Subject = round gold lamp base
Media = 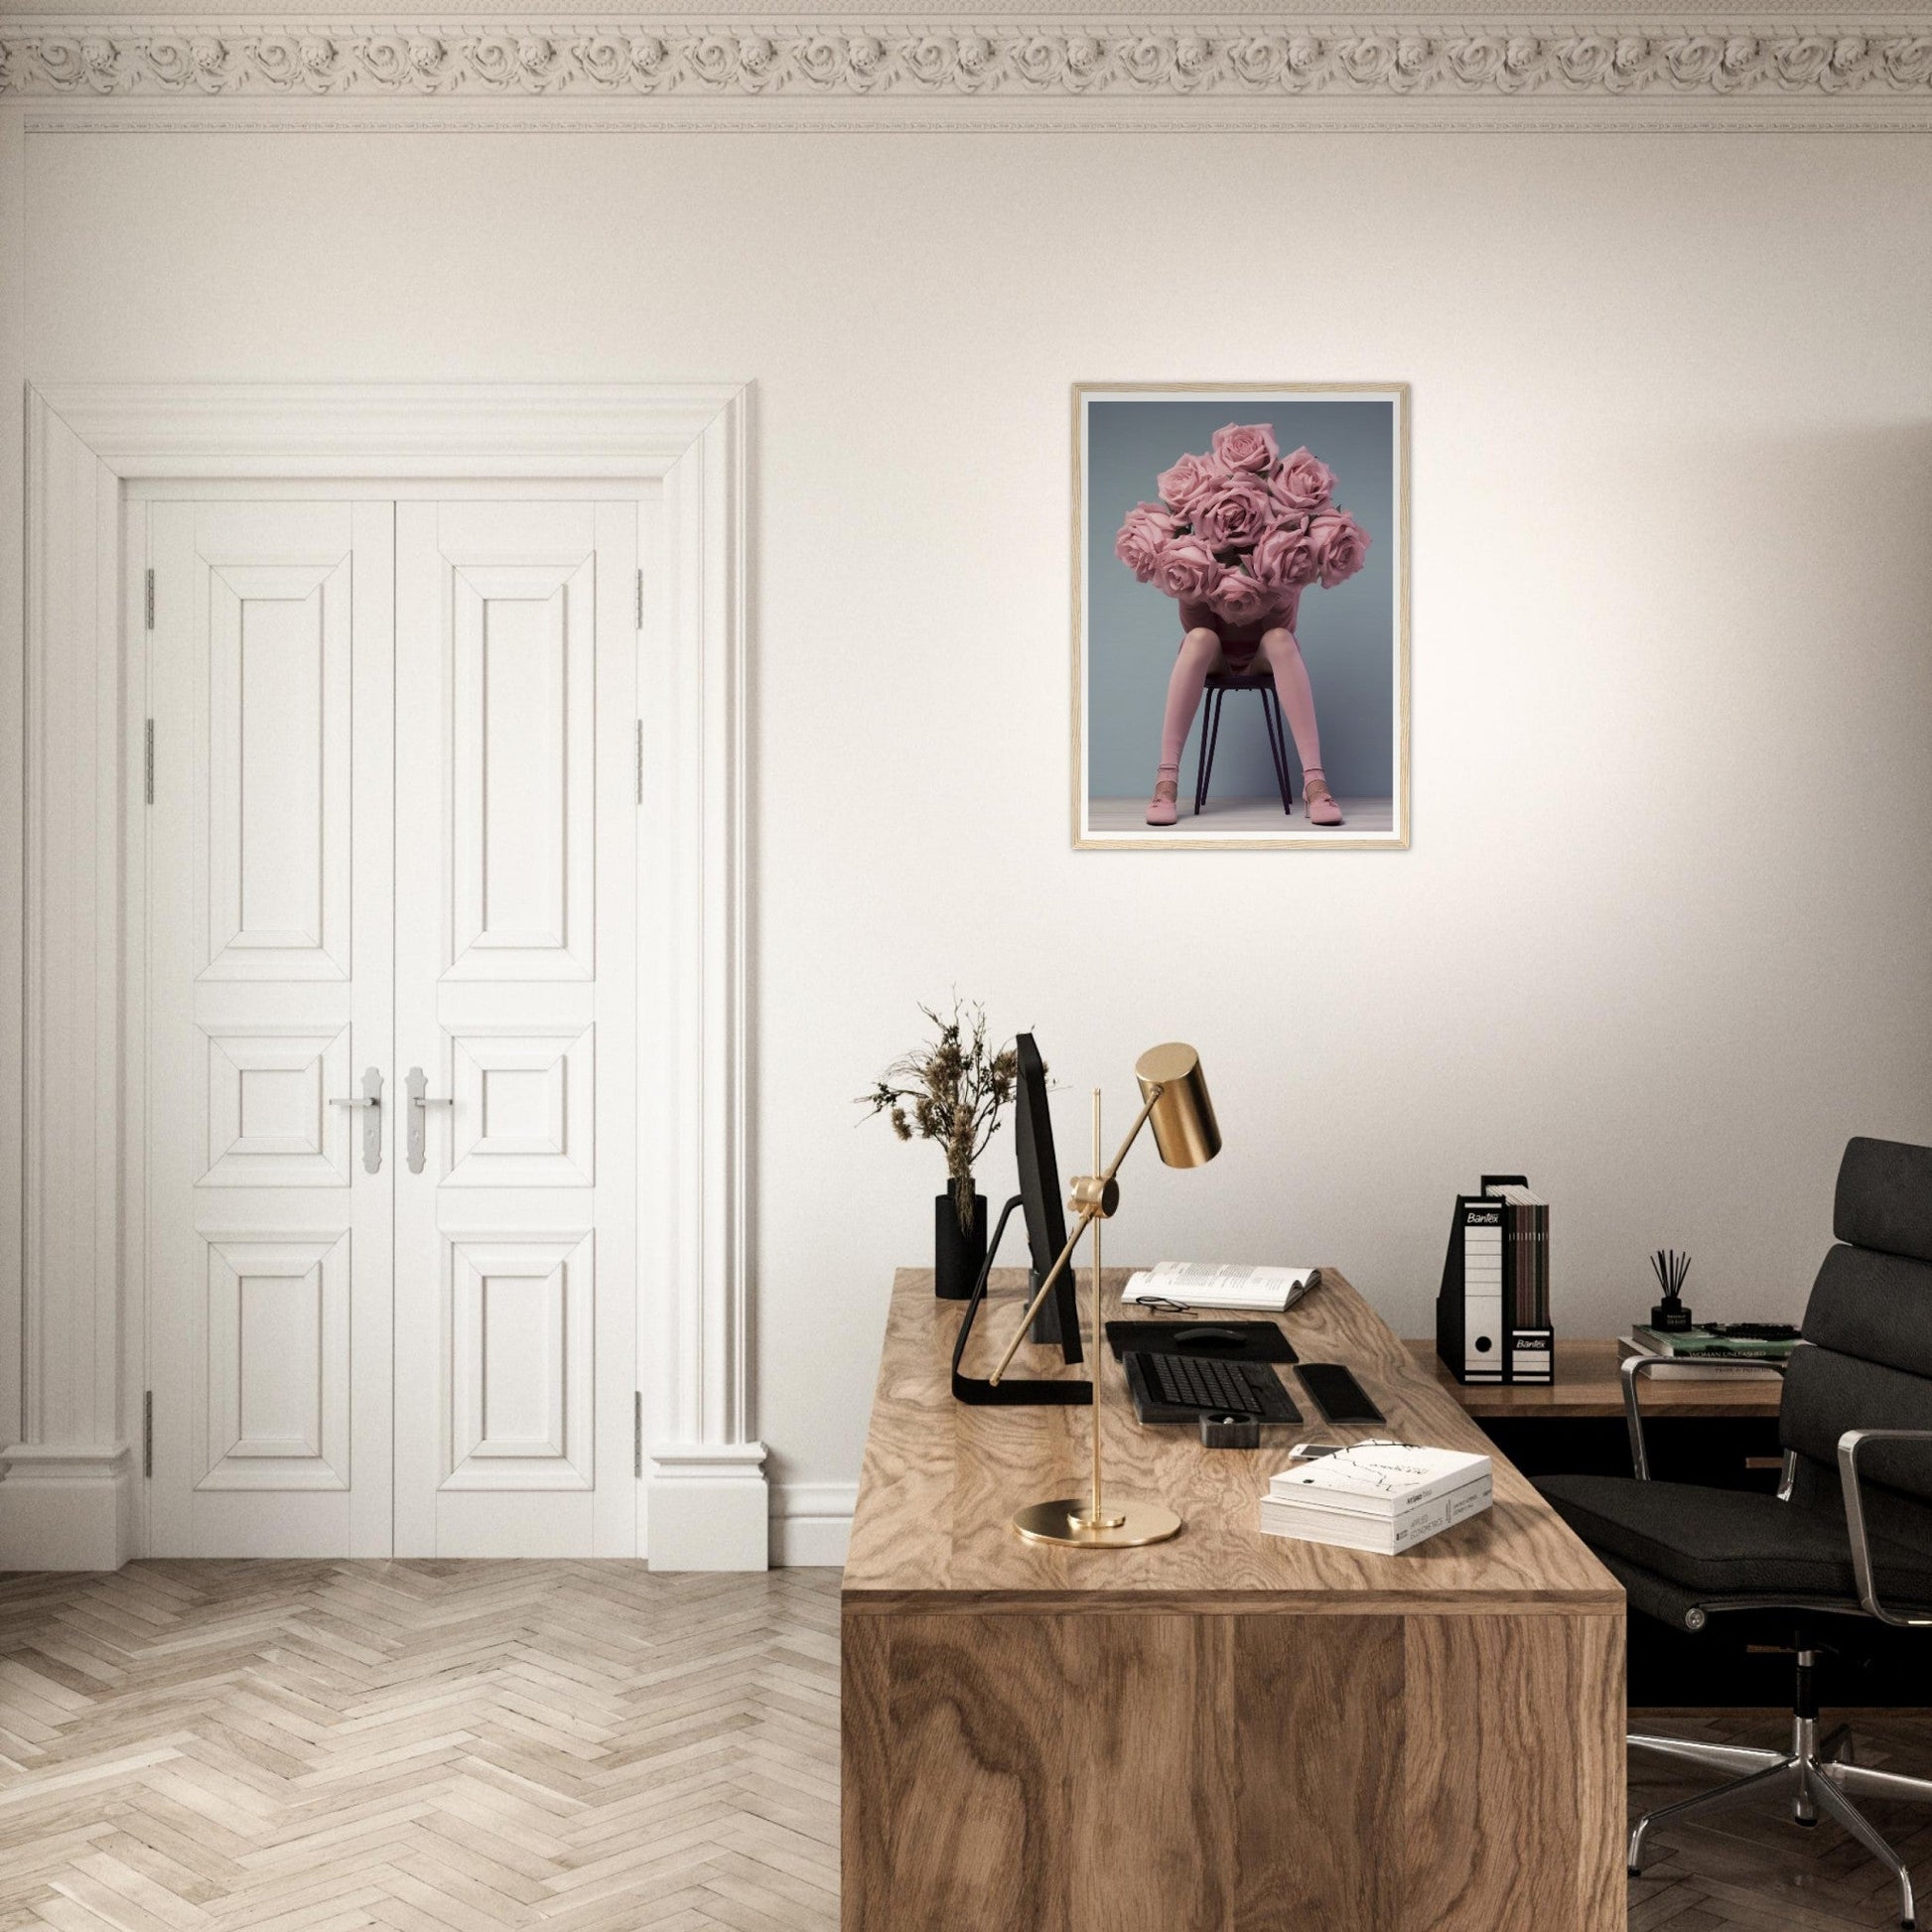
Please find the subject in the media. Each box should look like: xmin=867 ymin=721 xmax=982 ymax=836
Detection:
xmin=1012 ymin=1497 xmax=1183 ymax=1549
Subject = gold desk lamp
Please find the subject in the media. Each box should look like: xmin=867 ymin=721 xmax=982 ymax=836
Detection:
xmin=987 ymin=1041 xmax=1221 ymax=1549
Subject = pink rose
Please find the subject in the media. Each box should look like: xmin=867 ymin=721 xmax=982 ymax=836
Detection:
xmin=1153 ymin=534 xmax=1224 ymax=607
xmin=1156 ymin=450 xmax=1227 ymax=518
xmin=1308 ymin=509 xmax=1371 ymax=588
xmin=1210 ymin=422 xmax=1280 ymax=475
xmin=1209 ymin=569 xmax=1272 ymax=628
xmin=1248 ymin=518 xmax=1319 ymax=592
xmin=1272 ymin=446 xmax=1337 ymax=515
xmin=1192 ymin=476 xmax=1276 ymax=555
xmin=1114 ymin=501 xmax=1178 ymax=584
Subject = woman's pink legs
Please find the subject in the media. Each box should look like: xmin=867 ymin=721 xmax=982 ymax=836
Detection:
xmin=1258 ymin=626 xmax=1321 ymax=771
xmin=1146 ymin=625 xmax=1221 ymax=824
xmin=1147 ymin=621 xmax=1342 ymax=826
xmin=1160 ymin=626 xmax=1223 ymax=771
xmin=1260 ymin=626 xmax=1342 ymax=826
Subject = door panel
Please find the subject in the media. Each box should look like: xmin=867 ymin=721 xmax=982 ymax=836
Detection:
xmin=147 ymin=501 xmax=394 ymax=1557
xmin=393 ymin=500 xmax=637 ymax=1557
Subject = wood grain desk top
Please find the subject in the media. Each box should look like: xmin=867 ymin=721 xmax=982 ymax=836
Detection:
xmin=1406 ymin=1336 xmax=1784 ymax=1420
xmin=843 ymin=1267 xmax=1621 ymax=1616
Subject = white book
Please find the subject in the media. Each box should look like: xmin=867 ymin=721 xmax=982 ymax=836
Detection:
xmin=1260 ymin=1473 xmax=1493 ymax=1555
xmin=1121 ymin=1262 xmax=1316 ymax=1313
xmin=1267 ymin=1442 xmax=1491 ymax=1517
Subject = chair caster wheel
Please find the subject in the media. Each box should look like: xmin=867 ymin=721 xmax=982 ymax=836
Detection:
xmin=1796 ymin=1816 xmax=1818 ymax=1828
xmin=1627 ymin=1868 xmax=1640 ymax=1878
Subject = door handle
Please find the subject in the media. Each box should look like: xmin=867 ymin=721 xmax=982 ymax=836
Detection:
xmin=405 ymin=1066 xmax=454 ymax=1175
xmin=329 ymin=1066 xmax=385 ymax=1174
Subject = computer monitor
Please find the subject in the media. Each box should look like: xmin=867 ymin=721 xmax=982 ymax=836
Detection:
xmin=948 ymin=1033 xmax=1090 ymax=1405
xmin=1013 ymin=1034 xmax=1083 ymax=1364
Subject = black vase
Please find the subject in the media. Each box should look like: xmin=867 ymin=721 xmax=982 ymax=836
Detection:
xmin=934 ymin=1187 xmax=988 ymax=1301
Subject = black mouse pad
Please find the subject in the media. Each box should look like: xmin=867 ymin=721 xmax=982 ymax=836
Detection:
xmin=1105 ymin=1319 xmax=1297 ymax=1364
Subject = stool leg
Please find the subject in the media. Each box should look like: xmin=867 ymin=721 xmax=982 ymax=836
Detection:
xmin=1196 ymin=689 xmax=1223 ymax=817
xmin=1191 ymin=690 xmax=1210 ymax=817
xmin=1260 ymin=687 xmax=1293 ymax=815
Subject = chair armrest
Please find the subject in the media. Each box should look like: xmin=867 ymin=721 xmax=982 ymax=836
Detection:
xmin=1838 ymin=1428 xmax=1932 ymax=1627
xmin=1620 ymin=1351 xmax=1787 ymax=1481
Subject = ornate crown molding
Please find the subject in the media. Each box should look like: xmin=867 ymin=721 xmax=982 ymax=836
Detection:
xmin=3 ymin=18 xmax=1931 ymax=104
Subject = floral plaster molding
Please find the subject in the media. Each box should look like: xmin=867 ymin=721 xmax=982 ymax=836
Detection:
xmin=4 ymin=18 xmax=1932 ymax=106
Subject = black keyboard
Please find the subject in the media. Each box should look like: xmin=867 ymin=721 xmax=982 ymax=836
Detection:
xmin=1124 ymin=1350 xmax=1302 ymax=1425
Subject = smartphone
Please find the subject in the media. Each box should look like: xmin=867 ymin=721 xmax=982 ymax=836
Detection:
xmin=1297 ymin=1363 xmax=1386 ymax=1426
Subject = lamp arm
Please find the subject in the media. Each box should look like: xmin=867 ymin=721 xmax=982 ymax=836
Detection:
xmin=1097 ymin=1086 xmax=1164 ymax=1188
xmin=986 ymin=1085 xmax=1166 ymax=1387
xmin=985 ymin=1205 xmax=1098 ymax=1388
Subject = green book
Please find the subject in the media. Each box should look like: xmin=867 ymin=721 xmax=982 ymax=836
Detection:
xmin=1632 ymin=1325 xmax=1799 ymax=1361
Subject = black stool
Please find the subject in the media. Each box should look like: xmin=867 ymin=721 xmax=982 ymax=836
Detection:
xmin=1193 ymin=672 xmax=1295 ymax=818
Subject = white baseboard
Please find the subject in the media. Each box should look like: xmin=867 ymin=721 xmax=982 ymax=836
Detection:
xmin=770 ymin=1481 xmax=855 ymax=1568
xmin=645 ymin=1442 xmax=769 ymax=1571
xmin=0 ymin=1443 xmax=135 ymax=1571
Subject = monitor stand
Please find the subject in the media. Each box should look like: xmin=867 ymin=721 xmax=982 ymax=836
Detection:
xmin=950 ymin=1195 xmax=1091 ymax=1407
xmin=1030 ymin=1268 xmax=1075 ymax=1348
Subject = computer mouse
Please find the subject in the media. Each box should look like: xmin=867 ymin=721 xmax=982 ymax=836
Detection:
xmin=1173 ymin=1325 xmax=1247 ymax=1350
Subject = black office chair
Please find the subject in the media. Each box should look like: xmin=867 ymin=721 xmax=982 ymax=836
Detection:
xmin=1538 ymin=1136 xmax=1932 ymax=1929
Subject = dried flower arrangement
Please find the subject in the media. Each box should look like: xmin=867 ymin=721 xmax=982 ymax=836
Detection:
xmin=861 ymin=999 xmax=1021 ymax=1234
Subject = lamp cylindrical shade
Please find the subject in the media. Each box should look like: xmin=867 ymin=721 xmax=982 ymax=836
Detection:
xmin=1134 ymin=1042 xmax=1221 ymax=1169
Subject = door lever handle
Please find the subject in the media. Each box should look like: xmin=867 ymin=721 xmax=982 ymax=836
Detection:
xmin=329 ymin=1066 xmax=384 ymax=1174
xmin=405 ymin=1066 xmax=454 ymax=1175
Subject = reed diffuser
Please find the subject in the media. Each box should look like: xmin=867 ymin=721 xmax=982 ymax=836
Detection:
xmin=1650 ymin=1248 xmax=1694 ymax=1332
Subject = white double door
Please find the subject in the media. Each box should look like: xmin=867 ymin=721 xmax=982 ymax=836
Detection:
xmin=145 ymin=495 xmax=639 ymax=1557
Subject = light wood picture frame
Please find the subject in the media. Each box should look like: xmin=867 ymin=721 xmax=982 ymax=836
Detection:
xmin=1073 ymin=382 xmax=1411 ymax=851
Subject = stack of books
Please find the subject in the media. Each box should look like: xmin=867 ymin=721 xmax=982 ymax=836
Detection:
xmin=1617 ymin=1322 xmax=1798 ymax=1382
xmin=1258 ymin=1443 xmax=1493 ymax=1555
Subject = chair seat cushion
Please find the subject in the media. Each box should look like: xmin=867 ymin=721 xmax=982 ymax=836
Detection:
xmin=1536 ymin=1473 xmax=1932 ymax=1602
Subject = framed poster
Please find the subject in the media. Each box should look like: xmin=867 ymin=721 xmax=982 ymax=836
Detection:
xmin=1073 ymin=383 xmax=1409 ymax=850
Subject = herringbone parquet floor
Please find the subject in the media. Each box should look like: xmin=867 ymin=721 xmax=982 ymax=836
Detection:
xmin=3 ymin=1562 xmax=1932 ymax=1930
xmin=0 ymin=1563 xmax=841 ymax=1932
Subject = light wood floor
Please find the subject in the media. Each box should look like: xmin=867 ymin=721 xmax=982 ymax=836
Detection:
xmin=0 ymin=1563 xmax=840 ymax=1932
xmin=2 ymin=1562 xmax=1929 ymax=1930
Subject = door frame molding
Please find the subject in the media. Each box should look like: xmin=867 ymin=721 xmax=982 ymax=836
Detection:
xmin=6 ymin=382 xmax=762 ymax=1570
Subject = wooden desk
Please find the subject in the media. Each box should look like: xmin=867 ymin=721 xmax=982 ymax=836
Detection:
xmin=843 ymin=1269 xmax=1624 ymax=1932
xmin=1407 ymin=1336 xmax=1783 ymax=1420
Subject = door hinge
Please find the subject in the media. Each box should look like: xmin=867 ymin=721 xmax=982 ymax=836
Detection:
xmin=144 ymin=568 xmax=155 ymax=631
xmin=143 ymin=1391 xmax=153 ymax=1478
xmin=633 ymin=1393 xmax=643 ymax=1479
xmin=635 ymin=567 xmax=644 ymax=632
xmin=144 ymin=720 xmax=155 ymax=805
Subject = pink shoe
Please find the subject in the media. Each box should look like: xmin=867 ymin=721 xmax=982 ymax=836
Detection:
xmin=1303 ymin=770 xmax=1344 ymax=828
xmin=1146 ymin=771 xmax=1179 ymax=827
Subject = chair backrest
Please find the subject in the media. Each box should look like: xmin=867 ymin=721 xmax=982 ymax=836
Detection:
xmin=1780 ymin=1138 xmax=1932 ymax=1539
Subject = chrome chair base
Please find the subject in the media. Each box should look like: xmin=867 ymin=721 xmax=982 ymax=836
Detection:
xmin=1630 ymin=1714 xmax=1932 ymax=1928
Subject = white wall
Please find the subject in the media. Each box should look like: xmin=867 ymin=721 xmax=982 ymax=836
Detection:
xmin=22 ymin=126 xmax=1932 ymax=1542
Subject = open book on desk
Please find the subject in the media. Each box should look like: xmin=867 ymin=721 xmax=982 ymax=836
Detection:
xmin=1122 ymin=1262 xmax=1318 ymax=1313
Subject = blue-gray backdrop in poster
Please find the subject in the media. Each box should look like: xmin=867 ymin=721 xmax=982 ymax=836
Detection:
xmin=1084 ymin=395 xmax=1397 ymax=803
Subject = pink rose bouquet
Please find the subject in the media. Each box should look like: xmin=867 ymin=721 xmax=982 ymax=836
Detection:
xmin=1114 ymin=423 xmax=1370 ymax=631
